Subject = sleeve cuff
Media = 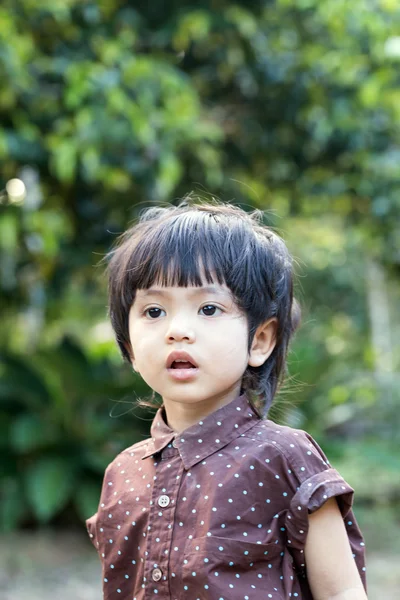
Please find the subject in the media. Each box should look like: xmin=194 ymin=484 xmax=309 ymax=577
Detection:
xmin=285 ymin=467 xmax=354 ymax=549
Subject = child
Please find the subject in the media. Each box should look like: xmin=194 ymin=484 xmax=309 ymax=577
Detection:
xmin=86 ymin=198 xmax=368 ymax=600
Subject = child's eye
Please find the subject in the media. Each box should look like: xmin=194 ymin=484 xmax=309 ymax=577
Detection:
xmin=200 ymin=304 xmax=223 ymax=317
xmin=143 ymin=307 xmax=165 ymax=319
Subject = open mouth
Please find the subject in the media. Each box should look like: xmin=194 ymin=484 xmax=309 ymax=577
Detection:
xmin=170 ymin=361 xmax=196 ymax=369
xmin=167 ymin=361 xmax=199 ymax=380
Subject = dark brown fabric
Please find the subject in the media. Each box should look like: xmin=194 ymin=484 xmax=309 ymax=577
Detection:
xmin=86 ymin=392 xmax=367 ymax=599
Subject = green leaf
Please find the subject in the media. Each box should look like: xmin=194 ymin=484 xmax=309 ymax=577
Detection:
xmin=0 ymin=214 xmax=18 ymax=251
xmin=49 ymin=138 xmax=78 ymax=183
xmin=0 ymin=354 xmax=52 ymax=408
xmin=24 ymin=457 xmax=77 ymax=523
xmin=10 ymin=414 xmax=57 ymax=452
xmin=155 ymin=152 xmax=183 ymax=200
xmin=74 ymin=480 xmax=101 ymax=521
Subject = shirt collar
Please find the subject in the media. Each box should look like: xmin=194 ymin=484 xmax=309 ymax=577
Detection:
xmin=141 ymin=391 xmax=260 ymax=469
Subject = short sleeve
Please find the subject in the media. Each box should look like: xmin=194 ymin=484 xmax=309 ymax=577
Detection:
xmin=283 ymin=430 xmax=354 ymax=525
xmin=276 ymin=429 xmax=367 ymax=589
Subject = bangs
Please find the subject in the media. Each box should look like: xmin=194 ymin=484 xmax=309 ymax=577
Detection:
xmin=120 ymin=211 xmax=250 ymax=306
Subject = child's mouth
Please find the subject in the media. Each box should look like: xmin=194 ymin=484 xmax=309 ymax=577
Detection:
xmin=167 ymin=362 xmax=199 ymax=380
xmin=170 ymin=361 xmax=195 ymax=369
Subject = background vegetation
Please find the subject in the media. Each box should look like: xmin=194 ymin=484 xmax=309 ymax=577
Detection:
xmin=0 ymin=0 xmax=399 ymax=572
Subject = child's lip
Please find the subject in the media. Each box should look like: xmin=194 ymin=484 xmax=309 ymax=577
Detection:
xmin=166 ymin=367 xmax=199 ymax=381
xmin=166 ymin=350 xmax=198 ymax=368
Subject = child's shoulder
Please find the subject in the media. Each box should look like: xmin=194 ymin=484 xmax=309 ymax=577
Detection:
xmin=243 ymin=418 xmax=330 ymax=467
xmin=247 ymin=417 xmax=314 ymax=445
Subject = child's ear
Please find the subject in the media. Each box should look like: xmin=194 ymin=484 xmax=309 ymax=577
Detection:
xmin=248 ymin=317 xmax=278 ymax=368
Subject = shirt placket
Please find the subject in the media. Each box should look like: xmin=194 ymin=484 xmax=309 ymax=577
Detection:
xmin=144 ymin=445 xmax=183 ymax=598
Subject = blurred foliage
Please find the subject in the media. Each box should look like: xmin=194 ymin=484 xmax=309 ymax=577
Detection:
xmin=0 ymin=0 xmax=399 ymax=532
xmin=0 ymin=335 xmax=155 ymax=530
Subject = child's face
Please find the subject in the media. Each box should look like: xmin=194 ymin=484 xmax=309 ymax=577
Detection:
xmin=127 ymin=277 xmax=250 ymax=410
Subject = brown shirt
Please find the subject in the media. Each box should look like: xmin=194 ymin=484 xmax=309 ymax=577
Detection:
xmin=86 ymin=392 xmax=367 ymax=599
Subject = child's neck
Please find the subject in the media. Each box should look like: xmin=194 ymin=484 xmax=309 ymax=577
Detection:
xmin=163 ymin=388 xmax=241 ymax=434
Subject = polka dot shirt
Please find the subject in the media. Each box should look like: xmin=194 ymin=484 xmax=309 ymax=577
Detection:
xmin=86 ymin=392 xmax=367 ymax=599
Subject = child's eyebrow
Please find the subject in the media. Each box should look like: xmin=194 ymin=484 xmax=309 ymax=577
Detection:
xmin=138 ymin=286 xmax=229 ymax=299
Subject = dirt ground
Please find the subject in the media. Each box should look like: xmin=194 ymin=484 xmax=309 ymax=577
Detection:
xmin=0 ymin=529 xmax=398 ymax=600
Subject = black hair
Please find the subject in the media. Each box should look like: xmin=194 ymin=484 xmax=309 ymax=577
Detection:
xmin=105 ymin=195 xmax=301 ymax=417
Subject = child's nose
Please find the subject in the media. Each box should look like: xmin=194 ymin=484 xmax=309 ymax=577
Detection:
xmin=165 ymin=317 xmax=196 ymax=342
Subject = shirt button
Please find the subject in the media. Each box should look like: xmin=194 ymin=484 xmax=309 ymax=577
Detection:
xmin=158 ymin=494 xmax=170 ymax=507
xmin=172 ymin=439 xmax=178 ymax=448
xmin=152 ymin=567 xmax=163 ymax=582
